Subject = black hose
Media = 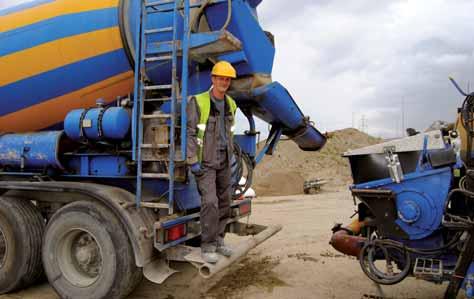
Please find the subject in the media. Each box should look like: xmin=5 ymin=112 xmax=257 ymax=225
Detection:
xmin=359 ymin=241 xmax=411 ymax=285
xmin=232 ymin=142 xmax=254 ymax=200
xmin=358 ymin=231 xmax=462 ymax=285
xmin=444 ymin=188 xmax=474 ymax=226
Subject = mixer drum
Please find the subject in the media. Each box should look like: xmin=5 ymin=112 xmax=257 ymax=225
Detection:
xmin=0 ymin=0 xmax=176 ymax=133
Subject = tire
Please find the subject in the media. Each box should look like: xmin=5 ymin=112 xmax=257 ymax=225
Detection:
xmin=0 ymin=196 xmax=45 ymax=293
xmin=42 ymin=201 xmax=142 ymax=299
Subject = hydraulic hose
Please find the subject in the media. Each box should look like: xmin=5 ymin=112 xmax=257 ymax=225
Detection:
xmin=232 ymin=142 xmax=254 ymax=199
xmin=359 ymin=241 xmax=411 ymax=285
xmin=444 ymin=188 xmax=474 ymax=227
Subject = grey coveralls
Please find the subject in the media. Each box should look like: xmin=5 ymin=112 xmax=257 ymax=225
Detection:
xmin=186 ymin=91 xmax=235 ymax=251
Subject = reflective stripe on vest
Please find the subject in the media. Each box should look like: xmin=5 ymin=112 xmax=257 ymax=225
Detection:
xmin=195 ymin=91 xmax=237 ymax=162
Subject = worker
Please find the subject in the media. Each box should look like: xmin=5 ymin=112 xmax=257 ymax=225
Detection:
xmin=186 ymin=61 xmax=238 ymax=264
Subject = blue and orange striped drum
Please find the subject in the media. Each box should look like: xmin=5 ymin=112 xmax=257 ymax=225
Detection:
xmin=0 ymin=0 xmax=174 ymax=133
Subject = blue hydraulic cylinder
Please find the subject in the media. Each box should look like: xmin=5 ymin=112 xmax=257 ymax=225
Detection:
xmin=64 ymin=107 xmax=130 ymax=142
xmin=0 ymin=131 xmax=66 ymax=170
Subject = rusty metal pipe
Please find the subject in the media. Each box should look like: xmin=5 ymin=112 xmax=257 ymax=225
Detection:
xmin=330 ymin=219 xmax=367 ymax=257
xmin=330 ymin=230 xmax=367 ymax=257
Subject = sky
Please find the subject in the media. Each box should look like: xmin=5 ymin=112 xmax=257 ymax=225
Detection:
xmin=257 ymin=0 xmax=474 ymax=138
xmin=1 ymin=0 xmax=474 ymax=138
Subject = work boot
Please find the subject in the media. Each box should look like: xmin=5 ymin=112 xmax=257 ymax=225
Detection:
xmin=201 ymin=251 xmax=219 ymax=264
xmin=216 ymin=237 xmax=233 ymax=257
xmin=201 ymin=244 xmax=219 ymax=264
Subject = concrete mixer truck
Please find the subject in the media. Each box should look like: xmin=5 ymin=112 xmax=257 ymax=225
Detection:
xmin=0 ymin=0 xmax=326 ymax=298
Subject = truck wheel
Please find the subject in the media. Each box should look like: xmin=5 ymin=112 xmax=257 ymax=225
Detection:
xmin=42 ymin=201 xmax=142 ymax=299
xmin=0 ymin=196 xmax=45 ymax=293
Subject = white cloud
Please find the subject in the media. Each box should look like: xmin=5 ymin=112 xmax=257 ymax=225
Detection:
xmin=0 ymin=0 xmax=34 ymax=10
xmin=257 ymin=0 xmax=474 ymax=137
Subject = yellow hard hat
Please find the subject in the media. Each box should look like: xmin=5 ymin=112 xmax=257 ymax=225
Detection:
xmin=211 ymin=61 xmax=237 ymax=78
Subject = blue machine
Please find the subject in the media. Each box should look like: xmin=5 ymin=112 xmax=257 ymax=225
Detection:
xmin=330 ymin=98 xmax=474 ymax=299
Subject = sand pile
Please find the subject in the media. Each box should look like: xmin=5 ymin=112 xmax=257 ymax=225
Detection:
xmin=252 ymin=128 xmax=381 ymax=196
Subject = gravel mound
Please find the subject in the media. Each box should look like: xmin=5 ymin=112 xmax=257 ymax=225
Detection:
xmin=253 ymin=128 xmax=381 ymax=196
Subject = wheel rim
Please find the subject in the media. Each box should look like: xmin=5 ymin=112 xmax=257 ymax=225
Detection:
xmin=57 ymin=229 xmax=103 ymax=287
xmin=0 ymin=228 xmax=6 ymax=269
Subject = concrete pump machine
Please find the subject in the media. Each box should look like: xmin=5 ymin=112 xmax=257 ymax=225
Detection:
xmin=331 ymin=78 xmax=474 ymax=299
xmin=0 ymin=1 xmax=327 ymax=298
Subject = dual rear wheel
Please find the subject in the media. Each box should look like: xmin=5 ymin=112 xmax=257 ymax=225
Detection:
xmin=0 ymin=198 xmax=142 ymax=299
xmin=0 ymin=197 xmax=44 ymax=293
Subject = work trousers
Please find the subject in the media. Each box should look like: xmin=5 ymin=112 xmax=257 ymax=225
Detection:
xmin=196 ymin=151 xmax=232 ymax=251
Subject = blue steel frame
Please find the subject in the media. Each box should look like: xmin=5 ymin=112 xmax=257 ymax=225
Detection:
xmin=134 ymin=1 xmax=148 ymax=208
xmin=132 ymin=0 xmax=191 ymax=211
xmin=181 ymin=0 xmax=190 ymax=162
xmin=255 ymin=127 xmax=282 ymax=164
xmin=131 ymin=2 xmax=144 ymax=161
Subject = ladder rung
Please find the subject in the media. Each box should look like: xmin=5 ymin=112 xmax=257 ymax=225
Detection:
xmin=142 ymin=173 xmax=170 ymax=179
xmin=144 ymin=97 xmax=176 ymax=102
xmin=141 ymin=113 xmax=172 ymax=119
xmin=144 ymin=85 xmax=173 ymax=90
xmin=145 ymin=55 xmax=172 ymax=62
xmin=147 ymin=7 xmax=174 ymax=13
xmin=145 ymin=27 xmax=174 ymax=35
xmin=141 ymin=143 xmax=170 ymax=149
xmin=140 ymin=202 xmax=170 ymax=209
xmin=146 ymin=0 xmax=174 ymax=8
xmin=147 ymin=1 xmax=207 ymax=14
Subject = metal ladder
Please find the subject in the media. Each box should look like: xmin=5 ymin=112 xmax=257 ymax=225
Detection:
xmin=133 ymin=0 xmax=191 ymax=214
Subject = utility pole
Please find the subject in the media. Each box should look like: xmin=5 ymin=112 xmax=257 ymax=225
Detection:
xmin=359 ymin=115 xmax=367 ymax=134
xmin=401 ymin=98 xmax=405 ymax=137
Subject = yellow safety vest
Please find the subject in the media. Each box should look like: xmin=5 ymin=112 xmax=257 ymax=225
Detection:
xmin=195 ymin=91 xmax=237 ymax=162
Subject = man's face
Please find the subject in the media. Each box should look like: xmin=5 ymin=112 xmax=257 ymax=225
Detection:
xmin=211 ymin=75 xmax=232 ymax=95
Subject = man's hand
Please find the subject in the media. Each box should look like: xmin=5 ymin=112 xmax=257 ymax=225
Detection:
xmin=191 ymin=163 xmax=204 ymax=176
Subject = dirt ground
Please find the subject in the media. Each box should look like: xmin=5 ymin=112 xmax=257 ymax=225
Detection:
xmin=0 ymin=190 xmax=464 ymax=299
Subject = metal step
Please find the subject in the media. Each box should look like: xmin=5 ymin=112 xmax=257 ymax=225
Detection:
xmin=141 ymin=113 xmax=172 ymax=119
xmin=189 ymin=31 xmax=242 ymax=62
xmin=413 ymin=258 xmax=443 ymax=281
xmin=141 ymin=173 xmax=170 ymax=179
xmin=146 ymin=30 xmax=242 ymax=59
xmin=141 ymin=143 xmax=170 ymax=149
xmin=143 ymin=84 xmax=173 ymax=91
